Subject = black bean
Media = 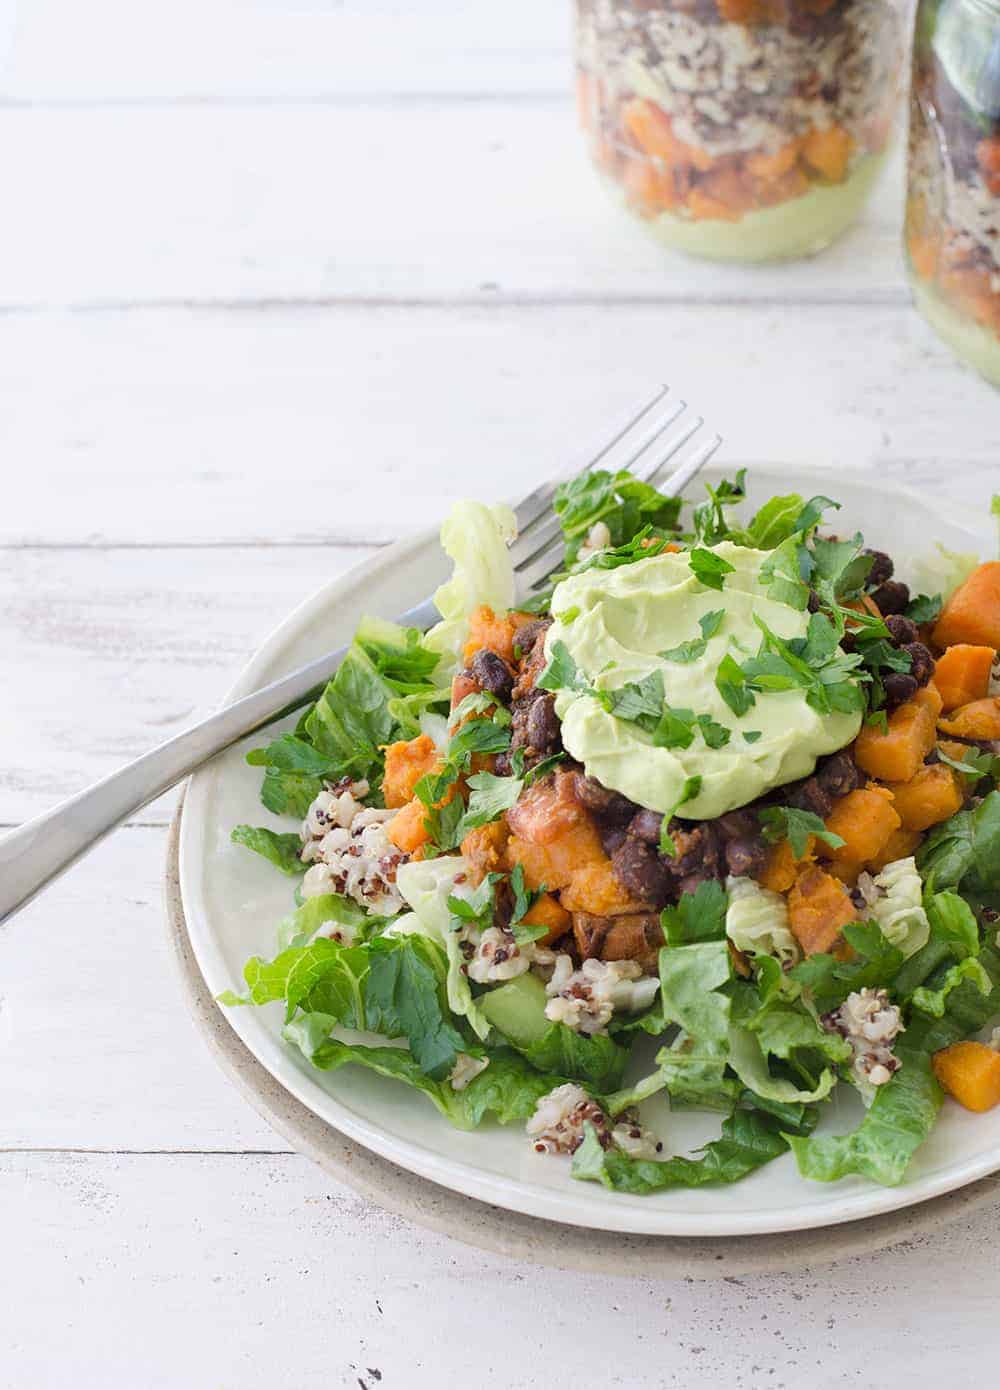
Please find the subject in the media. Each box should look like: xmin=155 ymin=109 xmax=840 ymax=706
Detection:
xmin=672 ymin=823 xmax=721 ymax=880
xmin=904 ymin=641 xmax=935 ymax=688
xmin=600 ymin=824 xmax=628 ymax=857
xmin=883 ymin=671 xmax=919 ymax=708
xmin=572 ymin=772 xmax=636 ymax=823
xmin=785 ymin=776 xmax=833 ymax=819
xmin=629 ymin=808 xmax=664 ymax=845
xmin=872 ymin=579 xmax=910 ymax=615
xmin=716 ymin=810 xmax=757 ymax=841
xmin=865 ymin=549 xmax=894 ymax=588
xmin=815 ymin=750 xmax=863 ymax=799
xmin=526 ymin=692 xmax=562 ymax=755
xmin=470 ymin=648 xmax=513 ymax=703
xmin=885 ymin=614 xmax=919 ymax=646
xmin=725 ymin=836 xmax=767 ymax=878
xmin=611 ymin=835 xmax=672 ymax=906
xmin=806 ymin=590 xmax=821 ymax=614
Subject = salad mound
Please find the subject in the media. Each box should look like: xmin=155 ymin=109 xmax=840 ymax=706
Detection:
xmin=225 ymin=471 xmax=1000 ymax=1195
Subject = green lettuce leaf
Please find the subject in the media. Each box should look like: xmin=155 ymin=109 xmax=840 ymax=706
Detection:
xmin=282 ymin=1031 xmax=555 ymax=1130
xmin=245 ymin=733 xmax=338 ymax=818
xmin=395 ymin=856 xmax=491 ymax=1041
xmin=274 ymin=893 xmax=373 ymax=952
xmin=790 ymin=921 xmax=904 ymax=1013
xmin=423 ymin=500 xmax=517 ymax=676
xmin=571 ymin=1109 xmax=791 ymax=1194
xmin=230 ymin=824 xmax=304 ymax=875
xmin=521 ymin=1025 xmax=628 ymax=1092
xmin=364 ymin=936 xmax=467 ymax=1078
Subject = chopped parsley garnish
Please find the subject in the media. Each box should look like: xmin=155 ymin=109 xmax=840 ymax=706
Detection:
xmin=537 ymin=639 xmax=590 ymax=694
xmin=659 ymin=776 xmax=702 ymax=857
xmin=757 ymin=805 xmax=845 ymax=860
xmin=651 ymin=705 xmax=697 ymax=750
xmin=660 ymin=879 xmax=728 ymax=946
xmin=743 ymin=729 xmax=763 ymax=744
xmin=688 ymin=547 xmax=736 ymax=591
xmin=691 ymin=471 xmax=747 ymax=545
xmin=696 ymin=713 xmax=731 ymax=749
xmin=905 ymin=592 xmax=943 ymax=624
xmin=699 ymin=609 xmax=725 ymax=640
xmin=715 ymin=652 xmax=756 ymax=716
xmin=660 ymin=637 xmax=707 ymax=664
xmin=601 ymin=670 xmax=665 ymax=723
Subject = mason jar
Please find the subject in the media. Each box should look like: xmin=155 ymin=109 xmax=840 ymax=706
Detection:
xmin=575 ymin=0 xmax=906 ymax=262
xmin=906 ymin=0 xmax=1000 ymax=385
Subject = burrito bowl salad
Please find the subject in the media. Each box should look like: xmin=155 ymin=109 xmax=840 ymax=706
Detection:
xmin=226 ymin=473 xmax=1000 ymax=1195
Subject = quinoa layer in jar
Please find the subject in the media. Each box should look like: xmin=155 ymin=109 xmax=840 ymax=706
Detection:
xmin=575 ymin=0 xmax=905 ymax=261
xmin=906 ymin=0 xmax=1000 ymax=386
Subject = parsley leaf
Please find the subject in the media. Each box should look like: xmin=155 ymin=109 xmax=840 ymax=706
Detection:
xmin=537 ymin=639 xmax=590 ymax=694
xmin=743 ymin=730 xmax=763 ymax=744
xmin=696 ymin=713 xmax=731 ymax=749
xmin=660 ymin=880 xmax=728 ymax=946
xmin=553 ymin=469 xmax=683 ymax=566
xmin=457 ymin=771 xmax=525 ymax=834
xmin=688 ymin=547 xmax=736 ymax=591
xmin=715 ymin=652 xmax=756 ymax=716
xmin=699 ymin=609 xmax=725 ymax=639
xmin=651 ymin=705 xmax=697 ymax=749
xmin=757 ymin=805 xmax=845 ymax=860
xmin=905 ymin=592 xmax=943 ymax=624
xmin=691 ymin=471 xmax=747 ymax=545
xmin=659 ymin=776 xmax=702 ymax=856
xmin=600 ymin=670 xmax=665 ymax=723
xmin=660 ymin=637 xmax=707 ymax=664
xmin=790 ymin=921 xmax=904 ymax=1013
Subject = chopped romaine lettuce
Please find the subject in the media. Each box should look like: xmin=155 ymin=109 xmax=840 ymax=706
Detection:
xmin=423 ymin=501 xmax=517 ymax=675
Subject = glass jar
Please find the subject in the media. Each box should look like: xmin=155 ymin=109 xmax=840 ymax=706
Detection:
xmin=574 ymin=0 xmax=905 ymax=261
xmin=906 ymin=0 xmax=1000 ymax=385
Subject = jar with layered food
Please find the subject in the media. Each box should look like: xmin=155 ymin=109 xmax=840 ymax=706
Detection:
xmin=906 ymin=0 xmax=1000 ymax=385
xmin=575 ymin=0 xmax=905 ymax=260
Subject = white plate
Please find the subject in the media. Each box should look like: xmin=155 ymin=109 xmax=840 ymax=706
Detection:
xmin=180 ymin=465 xmax=1000 ymax=1237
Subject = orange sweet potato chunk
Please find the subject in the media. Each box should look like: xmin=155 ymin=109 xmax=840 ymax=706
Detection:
xmin=460 ymin=820 xmax=510 ymax=886
xmin=462 ymin=605 xmax=533 ymax=666
xmin=937 ymin=697 xmax=1000 ymax=742
xmin=869 ymin=825 xmax=923 ymax=872
xmin=801 ymin=125 xmax=853 ymax=182
xmin=758 ymin=836 xmax=815 ymax=893
xmin=886 ymin=764 xmax=964 ymax=832
xmin=385 ymin=798 xmax=431 ymax=854
xmin=820 ymin=786 xmax=901 ymax=866
xmin=934 ymin=645 xmax=996 ymax=712
xmin=854 ymin=689 xmax=939 ymax=783
xmin=933 ymin=1042 xmax=1000 ymax=1112
xmin=518 ymin=892 xmax=571 ymax=947
xmin=382 ymin=734 xmax=441 ymax=809
xmin=559 ymin=861 xmax=646 ymax=916
xmin=506 ymin=820 xmax=607 ymax=892
xmin=505 ymin=775 xmax=587 ymax=846
xmin=746 ymin=139 xmax=801 ymax=180
xmin=932 ymin=563 xmax=1000 ymax=651
xmin=787 ymin=866 xmax=858 ymax=956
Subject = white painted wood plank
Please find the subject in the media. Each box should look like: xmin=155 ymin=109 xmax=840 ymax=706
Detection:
xmin=3 ymin=1148 xmax=1000 ymax=1389
xmin=3 ymin=0 xmax=570 ymax=102
xmin=0 ymin=104 xmax=906 ymax=309
xmin=3 ymin=302 xmax=996 ymax=550
xmin=0 ymin=546 xmax=366 ymax=823
xmin=0 ymin=827 xmax=286 ymax=1151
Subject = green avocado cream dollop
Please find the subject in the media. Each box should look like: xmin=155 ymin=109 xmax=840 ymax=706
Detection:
xmin=545 ymin=542 xmax=862 ymax=821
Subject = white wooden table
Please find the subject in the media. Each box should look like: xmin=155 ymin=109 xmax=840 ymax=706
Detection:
xmin=3 ymin=3 xmax=1000 ymax=1384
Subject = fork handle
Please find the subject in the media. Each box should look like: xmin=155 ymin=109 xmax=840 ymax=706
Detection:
xmin=0 ymin=599 xmax=439 ymax=926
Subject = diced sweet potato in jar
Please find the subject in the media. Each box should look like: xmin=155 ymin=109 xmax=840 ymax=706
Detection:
xmin=885 ymin=764 xmax=964 ymax=832
xmin=623 ymin=159 xmax=676 ymax=216
xmin=933 ymin=1041 xmax=1000 ymax=1112
xmin=745 ymin=139 xmax=801 ymax=180
xmin=932 ymin=563 xmax=1000 ymax=651
xmin=382 ymin=734 xmax=441 ymax=809
xmin=853 ymin=688 xmax=940 ymax=783
xmin=801 ymin=125 xmax=853 ymax=182
xmin=787 ymin=866 xmax=858 ymax=956
xmin=819 ymin=786 xmax=901 ymax=866
xmin=937 ymin=697 xmax=1000 ymax=742
xmin=933 ymin=645 xmax=996 ymax=712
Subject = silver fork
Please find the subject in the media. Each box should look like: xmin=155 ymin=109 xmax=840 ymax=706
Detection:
xmin=0 ymin=388 xmax=720 ymax=924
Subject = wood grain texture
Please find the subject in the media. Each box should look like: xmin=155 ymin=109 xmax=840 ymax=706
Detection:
xmin=0 ymin=104 xmax=907 ymax=310
xmin=0 ymin=546 xmax=369 ymax=821
xmin=4 ymin=303 xmax=998 ymax=550
xmin=3 ymin=1147 xmax=1000 ymax=1389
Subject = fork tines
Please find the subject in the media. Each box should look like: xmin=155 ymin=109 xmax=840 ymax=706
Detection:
xmin=511 ymin=386 xmax=722 ymax=594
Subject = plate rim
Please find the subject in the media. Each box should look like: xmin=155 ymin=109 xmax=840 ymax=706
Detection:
xmin=178 ymin=466 xmax=1000 ymax=1237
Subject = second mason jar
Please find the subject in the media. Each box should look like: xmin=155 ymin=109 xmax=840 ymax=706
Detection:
xmin=906 ymin=0 xmax=1000 ymax=385
xmin=575 ymin=0 xmax=906 ymax=261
